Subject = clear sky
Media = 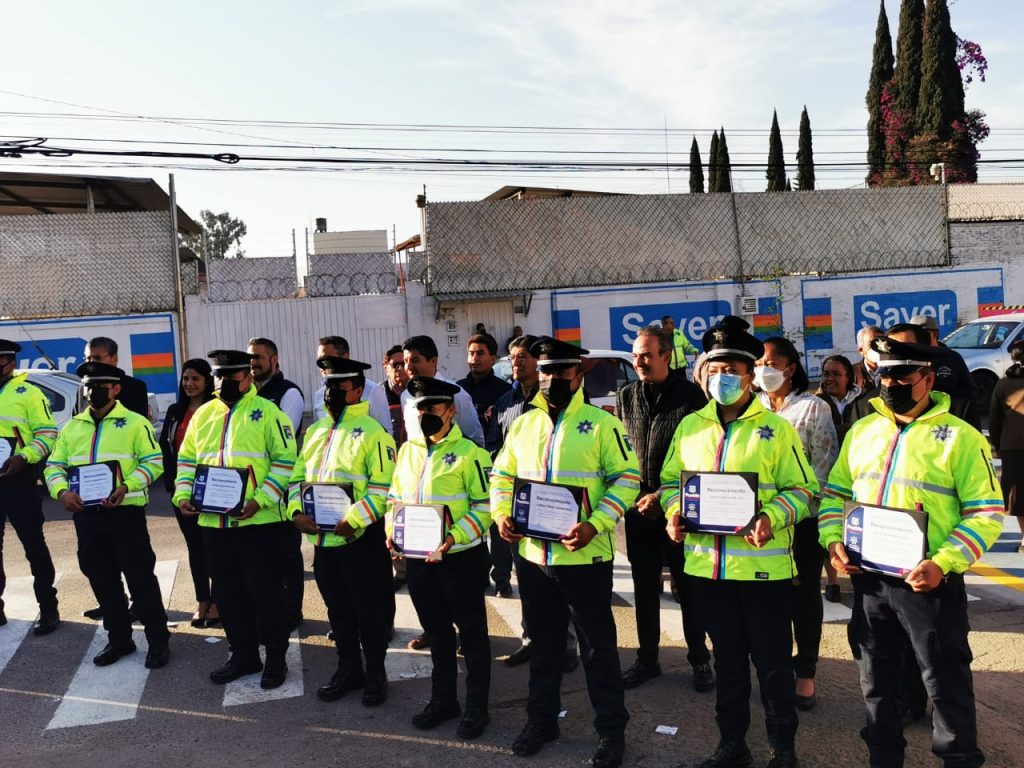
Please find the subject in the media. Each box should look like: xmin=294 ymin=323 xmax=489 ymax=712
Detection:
xmin=2 ymin=0 xmax=1021 ymax=257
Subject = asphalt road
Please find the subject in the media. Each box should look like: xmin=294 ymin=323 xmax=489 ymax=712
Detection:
xmin=1 ymin=487 xmax=1023 ymax=768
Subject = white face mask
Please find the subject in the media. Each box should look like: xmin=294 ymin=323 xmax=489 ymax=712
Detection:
xmin=865 ymin=349 xmax=881 ymax=367
xmin=753 ymin=365 xmax=787 ymax=393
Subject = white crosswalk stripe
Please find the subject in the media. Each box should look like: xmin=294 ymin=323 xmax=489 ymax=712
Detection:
xmin=384 ymin=587 xmax=437 ymax=681
xmin=0 ymin=572 xmax=64 ymax=676
xmin=222 ymin=629 xmax=305 ymax=707
xmin=46 ymin=560 xmax=177 ymax=730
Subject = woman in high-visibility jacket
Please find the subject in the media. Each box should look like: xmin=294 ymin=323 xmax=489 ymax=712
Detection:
xmin=386 ymin=376 xmax=492 ymax=739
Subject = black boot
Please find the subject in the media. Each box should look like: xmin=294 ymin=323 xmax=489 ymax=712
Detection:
xmin=593 ymin=734 xmax=625 ymax=768
xmin=361 ymin=669 xmax=388 ymax=707
xmin=260 ymin=655 xmax=288 ymax=689
xmin=210 ymin=654 xmax=263 ymax=684
xmin=511 ymin=722 xmax=560 ymax=756
xmin=411 ymin=699 xmax=461 ymax=730
xmin=698 ymin=741 xmax=753 ymax=768
xmin=93 ymin=639 xmax=137 ymax=666
xmin=33 ymin=606 xmax=60 ymax=636
xmin=766 ymin=747 xmax=799 ymax=768
xmin=317 ymin=662 xmax=366 ymax=702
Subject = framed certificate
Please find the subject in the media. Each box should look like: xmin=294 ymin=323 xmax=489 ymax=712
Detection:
xmin=512 ymin=479 xmax=587 ymax=542
xmin=392 ymin=503 xmax=449 ymax=559
xmin=300 ymin=482 xmax=354 ymax=531
xmin=680 ymin=471 xmax=759 ymax=535
xmin=69 ymin=461 xmax=122 ymax=507
xmin=192 ymin=464 xmax=248 ymax=517
xmin=0 ymin=436 xmax=15 ymax=467
xmin=843 ymin=502 xmax=928 ymax=576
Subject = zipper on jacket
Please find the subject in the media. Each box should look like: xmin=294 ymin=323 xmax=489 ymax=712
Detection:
xmin=981 ymin=448 xmax=997 ymax=492
xmin=317 ymin=412 xmax=345 ymax=481
xmin=877 ymin=422 xmax=911 ymax=505
xmin=542 ymin=410 xmax=565 ymax=565
xmin=416 ymin=442 xmax=433 ymax=503
xmin=89 ymin=418 xmax=103 ymax=463
xmin=217 ymin=401 xmax=240 ymax=465
xmin=713 ymin=421 xmax=735 ymax=580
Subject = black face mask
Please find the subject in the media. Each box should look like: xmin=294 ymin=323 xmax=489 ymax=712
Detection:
xmin=540 ymin=377 xmax=574 ymax=409
xmin=880 ymin=382 xmax=918 ymax=414
xmin=419 ymin=412 xmax=445 ymax=438
xmin=218 ymin=379 xmax=242 ymax=403
xmin=324 ymin=387 xmax=348 ymax=416
xmin=87 ymin=387 xmax=111 ymax=409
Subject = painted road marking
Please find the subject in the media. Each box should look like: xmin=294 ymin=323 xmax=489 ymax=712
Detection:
xmin=382 ymin=587 xmax=435 ymax=681
xmin=0 ymin=572 xmax=63 ymax=676
xmin=47 ymin=560 xmax=176 ymax=729
xmin=222 ymin=629 xmax=304 ymax=707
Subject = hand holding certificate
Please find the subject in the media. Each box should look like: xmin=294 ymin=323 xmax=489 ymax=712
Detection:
xmin=680 ymin=472 xmax=759 ymax=535
xmin=512 ymin=479 xmax=586 ymax=542
xmin=842 ymin=502 xmax=928 ymax=577
xmin=70 ymin=462 xmax=120 ymax=507
xmin=191 ymin=464 xmax=248 ymax=517
xmin=393 ymin=503 xmax=448 ymax=559
xmin=300 ymin=483 xmax=354 ymax=532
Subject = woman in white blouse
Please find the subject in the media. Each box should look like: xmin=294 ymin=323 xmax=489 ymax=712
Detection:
xmin=755 ymin=337 xmax=839 ymax=712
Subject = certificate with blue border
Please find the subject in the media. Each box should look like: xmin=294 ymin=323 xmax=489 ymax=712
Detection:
xmin=512 ymin=479 xmax=587 ymax=542
xmin=680 ymin=471 xmax=759 ymax=535
xmin=192 ymin=464 xmax=248 ymax=517
xmin=843 ymin=501 xmax=928 ymax=576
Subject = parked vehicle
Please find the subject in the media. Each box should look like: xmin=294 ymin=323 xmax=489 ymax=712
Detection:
xmin=943 ymin=312 xmax=1024 ymax=418
xmin=19 ymin=369 xmax=83 ymax=430
xmin=493 ymin=349 xmax=639 ymax=414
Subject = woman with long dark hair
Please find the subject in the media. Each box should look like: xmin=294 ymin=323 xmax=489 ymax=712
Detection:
xmin=754 ymin=336 xmax=838 ymax=712
xmin=159 ymin=359 xmax=217 ymax=627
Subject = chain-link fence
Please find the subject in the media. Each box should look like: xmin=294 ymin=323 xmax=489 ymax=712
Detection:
xmin=948 ymin=183 xmax=1024 ymax=222
xmin=206 ymin=256 xmax=297 ymax=302
xmin=0 ymin=211 xmax=177 ymax=318
xmin=304 ymin=252 xmax=398 ymax=297
xmin=424 ymin=186 xmax=948 ymax=295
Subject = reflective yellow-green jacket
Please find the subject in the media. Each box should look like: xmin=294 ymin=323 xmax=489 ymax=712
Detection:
xmin=660 ymin=396 xmax=817 ymax=581
xmin=491 ymin=387 xmax=640 ymax=566
xmin=45 ymin=401 xmax=163 ymax=507
xmin=819 ymin=391 xmax=1004 ymax=575
xmin=288 ymin=400 xmax=396 ymax=548
xmin=387 ymin=423 xmax=492 ymax=554
xmin=0 ymin=373 xmax=57 ymax=464
xmin=671 ymin=328 xmax=698 ymax=370
xmin=172 ymin=386 xmax=297 ymax=528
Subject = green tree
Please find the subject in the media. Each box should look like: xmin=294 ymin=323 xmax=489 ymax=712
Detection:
xmin=866 ymin=0 xmax=894 ymax=182
xmin=766 ymin=110 xmax=786 ymax=192
xmin=689 ymin=136 xmax=705 ymax=193
xmin=893 ymin=0 xmax=925 ymax=131
xmin=708 ymin=130 xmax=720 ymax=192
xmin=796 ymin=106 xmax=815 ymax=191
xmin=715 ymin=128 xmax=733 ymax=193
xmin=916 ymin=0 xmax=964 ymax=140
xmin=183 ymin=210 xmax=248 ymax=260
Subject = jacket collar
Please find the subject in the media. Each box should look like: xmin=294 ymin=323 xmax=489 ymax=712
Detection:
xmin=329 ymin=399 xmax=370 ymax=424
xmin=73 ymin=399 xmax=130 ymax=424
xmin=529 ymin=383 xmax=585 ymax=415
xmin=696 ymin=392 xmax=765 ymax=425
xmin=0 ymin=372 xmax=29 ymax=391
xmin=869 ymin=390 xmax=951 ymax=422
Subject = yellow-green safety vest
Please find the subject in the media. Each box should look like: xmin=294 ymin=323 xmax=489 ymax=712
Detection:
xmin=671 ymin=328 xmax=698 ymax=370
xmin=0 ymin=373 xmax=57 ymax=464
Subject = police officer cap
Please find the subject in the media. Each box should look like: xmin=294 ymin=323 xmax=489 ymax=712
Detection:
xmin=76 ymin=361 xmax=124 ymax=385
xmin=702 ymin=316 xmax=764 ymax=362
xmin=529 ymin=336 xmax=590 ymax=371
xmin=0 ymin=339 xmax=22 ymax=357
xmin=909 ymin=314 xmax=939 ymax=332
xmin=207 ymin=349 xmax=254 ymax=375
xmin=406 ymin=376 xmax=460 ymax=406
xmin=316 ymin=356 xmax=371 ymax=380
xmin=869 ymin=336 xmax=936 ymax=377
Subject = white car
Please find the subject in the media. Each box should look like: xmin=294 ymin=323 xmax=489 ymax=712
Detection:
xmin=942 ymin=312 xmax=1024 ymax=417
xmin=493 ymin=349 xmax=639 ymax=415
xmin=18 ymin=370 xmax=162 ymax=430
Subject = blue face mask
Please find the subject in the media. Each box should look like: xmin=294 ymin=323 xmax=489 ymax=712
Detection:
xmin=708 ymin=372 xmax=746 ymax=406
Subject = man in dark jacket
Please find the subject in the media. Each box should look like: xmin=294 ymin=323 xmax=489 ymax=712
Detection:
xmin=909 ymin=315 xmax=981 ymax=429
xmin=616 ymin=326 xmax=714 ymax=692
xmin=457 ymin=333 xmax=511 ymax=430
xmin=85 ymin=338 xmax=149 ymax=418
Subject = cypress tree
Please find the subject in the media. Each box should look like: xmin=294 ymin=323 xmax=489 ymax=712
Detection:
xmin=708 ymin=130 xmax=720 ymax=192
xmin=796 ymin=106 xmax=815 ymax=190
xmin=866 ymin=0 xmax=895 ymax=181
xmin=716 ymin=128 xmax=733 ymax=193
xmin=916 ymin=0 xmax=964 ymax=140
xmin=893 ymin=0 xmax=925 ymax=130
xmin=689 ymin=136 xmax=705 ymax=193
xmin=766 ymin=110 xmax=786 ymax=192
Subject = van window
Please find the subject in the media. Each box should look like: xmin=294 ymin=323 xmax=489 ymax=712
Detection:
xmin=945 ymin=321 xmax=1021 ymax=350
xmin=34 ymin=383 xmax=67 ymax=414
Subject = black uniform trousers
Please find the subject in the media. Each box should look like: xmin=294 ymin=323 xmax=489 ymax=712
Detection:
xmin=624 ymin=509 xmax=710 ymax=667
xmin=850 ymin=571 xmax=983 ymax=768
xmin=406 ymin=543 xmax=491 ymax=711
xmin=284 ymin=524 xmax=305 ymax=625
xmin=695 ymin=577 xmax=797 ymax=750
xmin=0 ymin=476 xmax=58 ymax=612
xmin=73 ymin=506 xmax=168 ymax=647
xmin=489 ymin=522 xmax=513 ymax=587
xmin=174 ymin=505 xmax=213 ymax=604
xmin=518 ymin=557 xmax=628 ymax=737
xmin=365 ymin=518 xmax=396 ymax=632
xmin=204 ymin=522 xmax=290 ymax=662
xmin=791 ymin=517 xmax=825 ymax=679
xmin=313 ymin=529 xmax=389 ymax=674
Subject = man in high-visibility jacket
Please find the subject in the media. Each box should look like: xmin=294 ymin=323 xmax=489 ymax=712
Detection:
xmin=820 ymin=336 xmax=1004 ymax=768
xmin=174 ymin=349 xmax=297 ymax=689
xmin=661 ymin=316 xmax=817 ymax=768
xmin=45 ymin=362 xmax=169 ymax=667
xmin=288 ymin=355 xmax=396 ymax=708
xmin=0 ymin=339 xmax=60 ymax=634
xmin=492 ymin=337 xmax=640 ymax=768
xmin=662 ymin=315 xmax=698 ymax=373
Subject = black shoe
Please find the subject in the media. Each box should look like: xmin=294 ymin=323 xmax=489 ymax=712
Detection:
xmin=824 ymin=584 xmax=841 ymax=603
xmin=317 ymin=665 xmax=366 ymax=702
xmin=505 ymin=642 xmax=532 ymax=667
xmin=766 ymin=747 xmax=799 ymax=768
xmin=698 ymin=741 xmax=753 ymax=768
xmin=260 ymin=657 xmax=288 ymax=689
xmin=411 ymin=699 xmax=462 ymax=730
xmin=128 ymin=604 xmax=138 ymax=623
xmin=393 ymin=577 xmax=406 ymax=592
xmin=592 ymin=734 xmax=625 ymax=768
xmin=210 ymin=654 xmax=263 ymax=684
xmin=621 ymin=659 xmax=660 ymax=689
xmin=93 ymin=640 xmax=137 ymax=666
xmin=511 ymin=721 xmax=560 ymax=757
xmin=0 ymin=606 xmax=6 ymax=626
xmin=361 ymin=670 xmax=388 ymax=707
xmin=33 ymin=608 xmax=60 ymax=636
xmin=326 ymin=630 xmax=335 ymax=642
xmin=83 ymin=606 xmax=104 ymax=620
xmin=145 ymin=642 xmax=171 ymax=669
xmin=795 ymin=693 xmax=816 ymax=711
xmin=456 ymin=709 xmax=490 ymax=739
xmin=495 ymin=581 xmax=513 ymax=598
xmin=693 ymin=662 xmax=716 ymax=693
xmin=563 ymin=647 xmax=580 ymax=673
